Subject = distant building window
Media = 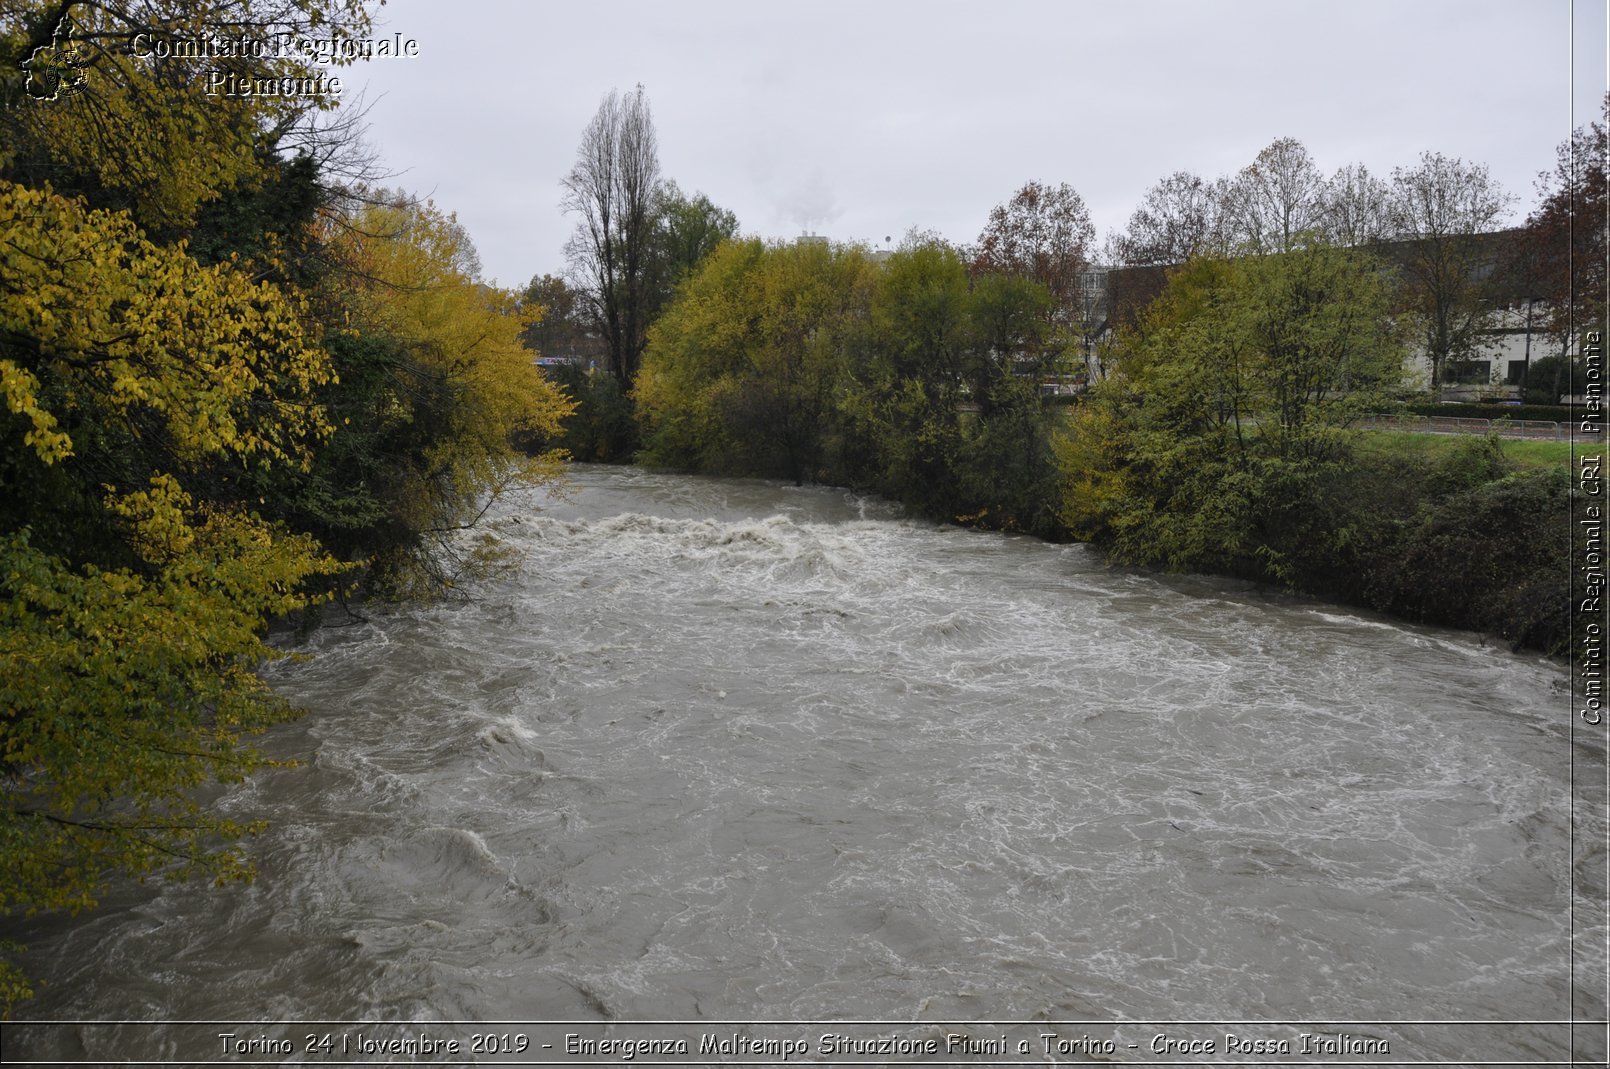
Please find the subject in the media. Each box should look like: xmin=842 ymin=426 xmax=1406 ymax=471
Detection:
xmin=1444 ymin=360 xmax=1491 ymax=385
xmin=1506 ymin=360 xmax=1528 ymax=385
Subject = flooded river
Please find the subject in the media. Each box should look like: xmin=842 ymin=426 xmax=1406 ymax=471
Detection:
xmin=8 ymin=466 xmax=1604 ymax=1065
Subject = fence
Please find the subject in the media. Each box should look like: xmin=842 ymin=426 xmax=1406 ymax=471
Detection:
xmin=1360 ymin=413 xmax=1577 ymax=440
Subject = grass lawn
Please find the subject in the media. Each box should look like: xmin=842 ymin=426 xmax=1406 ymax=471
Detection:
xmin=1356 ymin=429 xmax=1606 ymax=469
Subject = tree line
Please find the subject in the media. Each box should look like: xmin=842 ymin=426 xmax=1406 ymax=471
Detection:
xmin=543 ymin=88 xmax=1602 ymax=664
xmin=1104 ymin=137 xmax=1525 ymax=392
xmin=0 ymin=0 xmax=571 ymax=1006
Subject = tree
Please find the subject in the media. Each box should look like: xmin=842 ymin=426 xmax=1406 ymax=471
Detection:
xmin=1113 ymin=170 xmax=1224 ymax=265
xmin=0 ymin=179 xmax=336 ymax=497
xmin=0 ymin=490 xmax=340 ymax=997
xmin=290 ymin=195 xmax=574 ymax=593
xmin=1387 ymin=151 xmax=1514 ymax=387
xmin=518 ymin=274 xmax=635 ymax=462
xmin=1220 ymin=137 xmax=1328 ymax=254
xmin=973 ymin=180 xmax=1094 ymax=323
xmin=1 ymin=0 xmax=578 ymax=1012
xmin=1521 ymin=94 xmax=1608 ymax=345
xmin=0 ymin=0 xmax=376 ymax=234
xmin=846 ymin=236 xmax=974 ymax=512
xmin=964 ymin=271 xmax=1058 ymax=406
xmin=519 ymin=273 xmax=601 ymax=363
xmin=956 ymin=270 xmax=1063 ymax=533
xmin=0 ymin=179 xmax=346 ymax=1006
xmin=837 ymin=233 xmax=1066 ymax=533
xmin=635 ymin=238 xmax=876 ymax=483
xmin=1059 ymin=242 xmax=1405 ymax=580
xmin=562 ymin=85 xmax=662 ymax=389
xmin=650 ymin=179 xmax=739 ymax=297
xmin=1321 ymin=162 xmax=1393 ymax=247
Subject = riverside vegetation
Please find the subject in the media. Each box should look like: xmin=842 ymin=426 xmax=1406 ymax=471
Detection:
xmin=623 ymin=233 xmax=1579 ymax=660
xmin=554 ymin=94 xmax=1598 ymax=672
xmin=0 ymin=1 xmax=570 ymax=1006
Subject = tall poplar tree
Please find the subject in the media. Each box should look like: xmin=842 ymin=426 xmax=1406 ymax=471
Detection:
xmin=561 ymin=84 xmax=662 ymax=388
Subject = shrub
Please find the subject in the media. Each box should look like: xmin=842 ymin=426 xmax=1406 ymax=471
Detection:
xmin=1364 ymin=468 xmax=1572 ymax=653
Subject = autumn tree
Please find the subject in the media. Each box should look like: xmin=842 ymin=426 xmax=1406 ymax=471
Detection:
xmin=973 ymin=180 xmax=1094 ymax=324
xmin=1522 ymin=95 xmax=1608 ymax=345
xmin=562 ymin=84 xmax=662 ymax=389
xmin=0 ymin=1 xmax=577 ymax=1010
xmin=1219 ymin=137 xmax=1329 ymax=254
xmin=636 ymin=238 xmax=876 ymax=482
xmin=519 ymin=273 xmax=599 ymax=362
xmin=0 ymin=179 xmax=345 ymax=1007
xmin=0 ymin=180 xmax=337 ymax=544
xmin=0 ymin=0 xmax=375 ymax=234
xmin=1387 ymin=151 xmax=1514 ymax=387
xmin=277 ymin=195 xmax=574 ymax=594
xmin=1113 ymin=170 xmax=1225 ymax=266
xmin=1 ymin=13 xmax=382 ymax=1001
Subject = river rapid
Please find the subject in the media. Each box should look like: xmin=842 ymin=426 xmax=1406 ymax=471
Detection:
xmin=8 ymin=466 xmax=1605 ymax=1065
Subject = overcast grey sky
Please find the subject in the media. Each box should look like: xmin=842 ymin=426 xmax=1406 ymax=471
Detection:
xmin=344 ymin=0 xmax=1607 ymax=290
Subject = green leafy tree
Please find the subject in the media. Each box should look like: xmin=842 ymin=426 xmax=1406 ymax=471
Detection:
xmin=842 ymin=236 xmax=972 ymax=513
xmin=1059 ymin=244 xmax=1405 ymax=580
xmin=635 ymin=238 xmax=876 ymax=483
xmin=955 ymin=271 xmax=1064 ymax=533
xmin=649 ymin=179 xmax=739 ymax=300
xmin=964 ymin=270 xmax=1059 ymax=407
xmin=841 ymin=235 xmax=1066 ymax=533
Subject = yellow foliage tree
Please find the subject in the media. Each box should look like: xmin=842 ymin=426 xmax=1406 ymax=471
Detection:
xmin=0 ymin=180 xmax=335 ymax=469
xmin=635 ymin=238 xmax=876 ymax=482
xmin=318 ymin=196 xmax=573 ymax=593
xmin=0 ymin=179 xmax=343 ymax=1009
xmin=1 ymin=0 xmax=376 ymax=231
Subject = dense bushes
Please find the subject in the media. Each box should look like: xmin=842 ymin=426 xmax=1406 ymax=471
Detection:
xmin=1404 ymin=401 xmax=1579 ymax=422
xmin=634 ymin=236 xmax=1070 ymax=537
xmin=630 ymin=236 xmax=1576 ymax=654
xmin=1365 ymin=466 xmax=1571 ymax=651
xmin=1060 ymin=246 xmax=1578 ymax=655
